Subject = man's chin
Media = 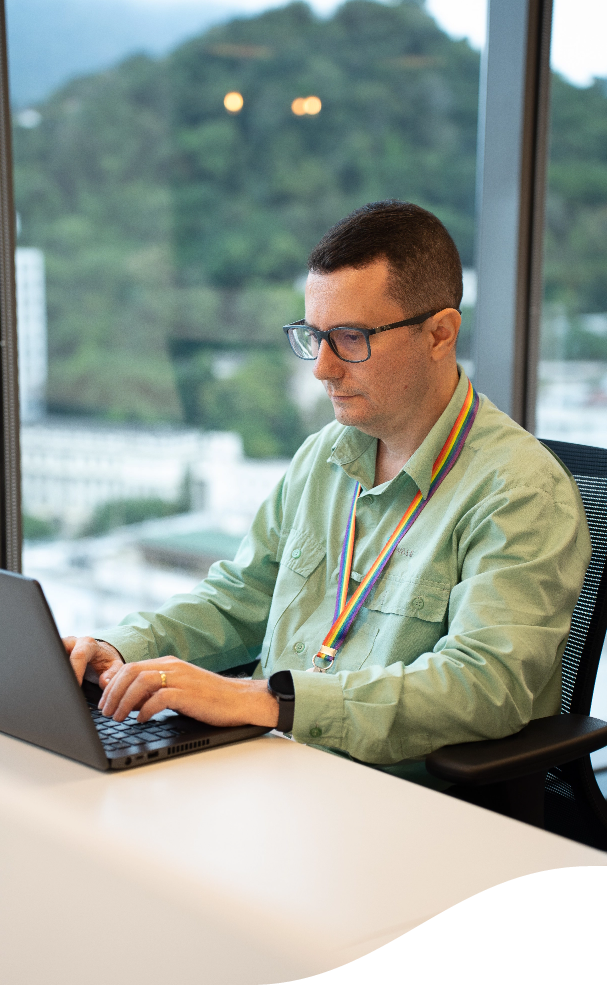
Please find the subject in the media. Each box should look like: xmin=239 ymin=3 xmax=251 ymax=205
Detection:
xmin=331 ymin=398 xmax=369 ymax=429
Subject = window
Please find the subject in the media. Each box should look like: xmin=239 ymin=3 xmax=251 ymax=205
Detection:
xmin=7 ymin=0 xmax=481 ymax=635
xmin=534 ymin=0 xmax=607 ymax=781
xmin=535 ymin=0 xmax=607 ymax=449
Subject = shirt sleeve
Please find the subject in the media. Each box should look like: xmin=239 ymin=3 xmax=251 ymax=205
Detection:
xmin=96 ymin=476 xmax=285 ymax=673
xmin=289 ymin=477 xmax=592 ymax=764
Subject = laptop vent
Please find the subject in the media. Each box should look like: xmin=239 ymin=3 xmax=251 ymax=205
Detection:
xmin=167 ymin=738 xmax=211 ymax=756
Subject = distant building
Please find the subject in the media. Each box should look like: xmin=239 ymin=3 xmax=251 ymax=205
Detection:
xmin=16 ymin=247 xmax=47 ymax=422
xmin=21 ymin=421 xmax=288 ymax=534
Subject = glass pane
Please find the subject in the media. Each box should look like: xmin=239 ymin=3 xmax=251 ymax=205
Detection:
xmin=8 ymin=0 xmax=481 ymax=635
xmin=536 ymin=0 xmax=607 ymax=447
xmin=534 ymin=0 xmax=607 ymax=781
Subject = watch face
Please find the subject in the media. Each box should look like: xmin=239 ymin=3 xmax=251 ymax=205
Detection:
xmin=270 ymin=670 xmax=295 ymax=698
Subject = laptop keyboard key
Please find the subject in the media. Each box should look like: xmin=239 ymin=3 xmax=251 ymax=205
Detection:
xmin=91 ymin=700 xmax=193 ymax=752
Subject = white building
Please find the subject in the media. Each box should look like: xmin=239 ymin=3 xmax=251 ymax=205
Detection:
xmin=188 ymin=444 xmax=286 ymax=524
xmin=21 ymin=420 xmax=288 ymax=533
xmin=16 ymin=247 xmax=47 ymax=423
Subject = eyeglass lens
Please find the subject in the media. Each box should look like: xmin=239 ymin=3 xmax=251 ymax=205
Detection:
xmin=288 ymin=326 xmax=369 ymax=362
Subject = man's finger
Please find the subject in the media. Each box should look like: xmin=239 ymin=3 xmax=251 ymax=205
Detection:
xmin=103 ymin=670 xmax=161 ymax=720
xmin=98 ymin=661 xmax=142 ymax=710
xmin=99 ymin=658 xmax=174 ymax=708
xmin=113 ymin=673 xmax=165 ymax=720
xmin=137 ymin=689 xmax=175 ymax=722
xmin=98 ymin=665 xmax=122 ymax=689
xmin=67 ymin=637 xmax=96 ymax=685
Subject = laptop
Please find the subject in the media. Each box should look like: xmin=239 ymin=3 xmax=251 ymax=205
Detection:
xmin=0 ymin=569 xmax=271 ymax=770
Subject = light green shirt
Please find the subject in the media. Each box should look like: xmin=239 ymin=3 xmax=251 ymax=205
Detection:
xmin=100 ymin=369 xmax=591 ymax=781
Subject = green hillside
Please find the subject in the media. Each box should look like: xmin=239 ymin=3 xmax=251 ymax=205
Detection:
xmin=12 ymin=0 xmax=479 ymax=453
xmin=540 ymin=74 xmax=607 ymax=360
xmin=12 ymin=0 xmax=607 ymax=451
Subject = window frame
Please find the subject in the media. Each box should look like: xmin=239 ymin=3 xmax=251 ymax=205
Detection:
xmin=0 ymin=0 xmax=20 ymax=572
xmin=473 ymin=0 xmax=554 ymax=428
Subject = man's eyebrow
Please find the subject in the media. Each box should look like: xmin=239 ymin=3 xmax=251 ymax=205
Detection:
xmin=303 ymin=320 xmax=370 ymax=331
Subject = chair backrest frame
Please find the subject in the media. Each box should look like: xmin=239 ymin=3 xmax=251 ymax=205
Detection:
xmin=540 ymin=439 xmax=607 ymax=848
xmin=541 ymin=438 xmax=607 ymax=716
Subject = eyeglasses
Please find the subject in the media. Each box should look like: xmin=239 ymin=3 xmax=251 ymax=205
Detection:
xmin=283 ymin=310 xmax=441 ymax=363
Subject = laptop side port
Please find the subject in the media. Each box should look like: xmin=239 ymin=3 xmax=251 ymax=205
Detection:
xmin=147 ymin=750 xmax=159 ymax=759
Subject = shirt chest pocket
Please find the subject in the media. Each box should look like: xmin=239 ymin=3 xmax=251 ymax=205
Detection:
xmin=334 ymin=576 xmax=451 ymax=672
xmin=366 ymin=577 xmax=450 ymax=621
xmin=277 ymin=528 xmax=327 ymax=580
xmin=271 ymin=528 xmax=327 ymax=625
xmin=262 ymin=529 xmax=327 ymax=667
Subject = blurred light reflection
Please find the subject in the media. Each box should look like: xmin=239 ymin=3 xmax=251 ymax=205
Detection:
xmin=224 ymin=91 xmax=244 ymax=112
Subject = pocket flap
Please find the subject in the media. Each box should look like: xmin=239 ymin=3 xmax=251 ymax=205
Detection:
xmin=279 ymin=528 xmax=326 ymax=578
xmin=366 ymin=577 xmax=450 ymax=622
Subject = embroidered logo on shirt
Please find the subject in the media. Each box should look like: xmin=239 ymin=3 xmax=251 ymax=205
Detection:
xmin=395 ymin=547 xmax=415 ymax=558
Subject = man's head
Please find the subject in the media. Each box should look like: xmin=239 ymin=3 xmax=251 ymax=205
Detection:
xmin=301 ymin=202 xmax=463 ymax=449
xmin=307 ymin=200 xmax=463 ymax=316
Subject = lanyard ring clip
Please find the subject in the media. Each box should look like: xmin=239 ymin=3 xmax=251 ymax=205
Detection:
xmin=312 ymin=645 xmax=336 ymax=672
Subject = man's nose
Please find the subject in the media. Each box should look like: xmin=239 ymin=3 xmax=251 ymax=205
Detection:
xmin=312 ymin=339 xmax=344 ymax=381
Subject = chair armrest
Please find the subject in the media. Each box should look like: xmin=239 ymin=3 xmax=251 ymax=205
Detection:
xmin=425 ymin=714 xmax=607 ymax=786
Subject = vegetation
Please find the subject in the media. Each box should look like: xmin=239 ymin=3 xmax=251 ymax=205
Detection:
xmin=540 ymin=74 xmax=607 ymax=361
xmin=12 ymin=0 xmax=479 ymax=453
xmin=82 ymin=495 xmax=188 ymax=537
xmin=22 ymin=513 xmax=59 ymax=541
xmin=545 ymin=74 xmax=607 ymax=315
xmin=12 ymin=1 xmax=607 ymax=450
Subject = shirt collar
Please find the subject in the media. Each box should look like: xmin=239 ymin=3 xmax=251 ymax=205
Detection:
xmin=327 ymin=366 xmax=471 ymax=497
xmin=403 ymin=367 xmax=470 ymax=499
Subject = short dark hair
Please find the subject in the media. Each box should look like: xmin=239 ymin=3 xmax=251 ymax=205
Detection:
xmin=307 ymin=200 xmax=463 ymax=314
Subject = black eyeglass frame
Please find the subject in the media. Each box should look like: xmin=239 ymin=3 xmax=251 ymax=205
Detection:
xmin=282 ymin=309 xmax=444 ymax=363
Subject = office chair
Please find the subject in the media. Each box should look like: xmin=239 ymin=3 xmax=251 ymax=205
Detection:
xmin=426 ymin=439 xmax=607 ymax=851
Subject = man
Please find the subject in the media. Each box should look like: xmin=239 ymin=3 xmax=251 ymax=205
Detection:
xmin=66 ymin=201 xmax=591 ymax=786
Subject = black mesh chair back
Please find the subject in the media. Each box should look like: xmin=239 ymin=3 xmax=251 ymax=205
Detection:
xmin=541 ymin=438 xmax=607 ymax=848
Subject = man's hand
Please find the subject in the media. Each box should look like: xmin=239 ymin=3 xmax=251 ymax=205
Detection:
xmin=98 ymin=656 xmax=280 ymax=729
xmin=63 ymin=636 xmax=124 ymax=688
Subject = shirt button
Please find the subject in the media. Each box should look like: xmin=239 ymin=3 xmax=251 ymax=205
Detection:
xmin=412 ymin=596 xmax=424 ymax=610
xmin=367 ymin=495 xmax=374 ymax=505
xmin=294 ymin=642 xmax=306 ymax=653
xmin=291 ymin=548 xmax=301 ymax=559
xmin=309 ymin=726 xmax=322 ymax=738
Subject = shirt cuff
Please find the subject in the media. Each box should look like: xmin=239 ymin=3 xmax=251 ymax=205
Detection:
xmin=290 ymin=669 xmax=345 ymax=747
xmin=93 ymin=626 xmax=153 ymax=664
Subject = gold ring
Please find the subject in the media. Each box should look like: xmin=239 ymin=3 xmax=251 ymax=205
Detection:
xmin=159 ymin=671 xmax=167 ymax=688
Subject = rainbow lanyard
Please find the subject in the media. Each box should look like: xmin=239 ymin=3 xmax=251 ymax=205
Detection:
xmin=313 ymin=380 xmax=479 ymax=671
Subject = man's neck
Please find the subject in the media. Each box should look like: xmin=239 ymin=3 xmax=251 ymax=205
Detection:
xmin=373 ymin=367 xmax=459 ymax=486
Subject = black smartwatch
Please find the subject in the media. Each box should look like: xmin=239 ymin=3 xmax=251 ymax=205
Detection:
xmin=267 ymin=670 xmax=295 ymax=733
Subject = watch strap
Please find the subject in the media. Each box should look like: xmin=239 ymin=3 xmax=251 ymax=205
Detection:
xmin=267 ymin=671 xmax=295 ymax=733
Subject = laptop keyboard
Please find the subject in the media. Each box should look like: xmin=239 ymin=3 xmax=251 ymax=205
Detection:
xmin=88 ymin=704 xmax=186 ymax=753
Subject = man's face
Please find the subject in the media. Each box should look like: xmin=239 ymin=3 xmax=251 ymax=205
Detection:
xmin=305 ymin=257 xmax=445 ymax=441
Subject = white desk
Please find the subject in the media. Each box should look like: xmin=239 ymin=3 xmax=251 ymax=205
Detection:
xmin=0 ymin=732 xmax=604 ymax=985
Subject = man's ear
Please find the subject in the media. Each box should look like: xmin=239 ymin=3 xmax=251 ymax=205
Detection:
xmin=429 ymin=308 xmax=461 ymax=361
